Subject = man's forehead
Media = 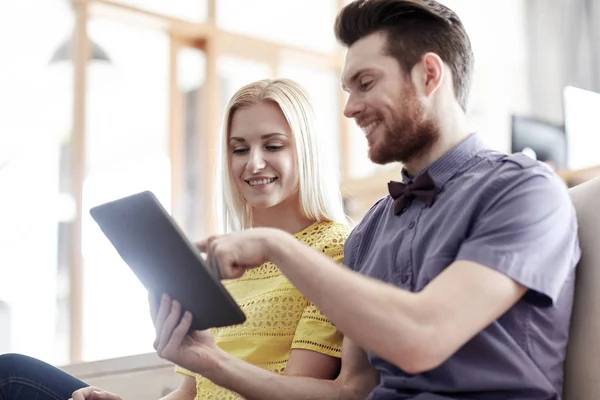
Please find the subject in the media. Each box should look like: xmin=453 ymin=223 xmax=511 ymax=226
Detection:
xmin=341 ymin=33 xmax=387 ymax=82
xmin=341 ymin=59 xmax=374 ymax=84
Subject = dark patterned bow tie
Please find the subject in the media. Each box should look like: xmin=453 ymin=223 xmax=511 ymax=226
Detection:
xmin=388 ymin=171 xmax=437 ymax=215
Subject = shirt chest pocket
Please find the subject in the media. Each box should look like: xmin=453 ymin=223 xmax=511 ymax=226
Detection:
xmin=414 ymin=254 xmax=456 ymax=292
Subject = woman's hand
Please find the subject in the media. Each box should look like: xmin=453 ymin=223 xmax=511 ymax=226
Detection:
xmin=149 ymin=292 xmax=225 ymax=375
xmin=71 ymin=387 xmax=122 ymax=400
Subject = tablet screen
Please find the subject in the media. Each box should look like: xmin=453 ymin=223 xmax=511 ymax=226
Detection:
xmin=89 ymin=191 xmax=246 ymax=332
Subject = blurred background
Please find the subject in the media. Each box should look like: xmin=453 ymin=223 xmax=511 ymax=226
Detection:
xmin=0 ymin=0 xmax=598 ymax=371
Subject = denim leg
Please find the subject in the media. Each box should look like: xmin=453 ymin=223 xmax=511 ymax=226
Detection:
xmin=0 ymin=353 xmax=88 ymax=400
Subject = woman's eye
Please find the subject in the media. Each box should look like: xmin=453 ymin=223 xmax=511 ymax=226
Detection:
xmin=232 ymin=148 xmax=248 ymax=154
xmin=266 ymin=145 xmax=284 ymax=151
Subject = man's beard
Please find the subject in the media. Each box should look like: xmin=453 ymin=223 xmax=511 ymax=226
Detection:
xmin=368 ymin=86 xmax=440 ymax=166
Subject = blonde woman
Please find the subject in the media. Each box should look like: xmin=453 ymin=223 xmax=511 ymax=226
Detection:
xmin=0 ymin=79 xmax=350 ymax=400
xmin=162 ymin=78 xmax=351 ymax=399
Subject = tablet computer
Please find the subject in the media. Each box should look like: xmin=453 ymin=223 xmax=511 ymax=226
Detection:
xmin=89 ymin=190 xmax=246 ymax=332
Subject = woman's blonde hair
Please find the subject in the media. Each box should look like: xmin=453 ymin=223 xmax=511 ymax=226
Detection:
xmin=215 ymin=78 xmax=347 ymax=233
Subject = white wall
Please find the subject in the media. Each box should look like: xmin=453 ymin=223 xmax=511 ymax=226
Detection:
xmin=443 ymin=0 xmax=530 ymax=153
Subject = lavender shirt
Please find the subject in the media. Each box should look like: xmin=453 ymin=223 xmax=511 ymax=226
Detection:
xmin=344 ymin=133 xmax=581 ymax=399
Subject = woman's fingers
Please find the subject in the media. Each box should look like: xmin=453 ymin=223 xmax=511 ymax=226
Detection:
xmin=156 ymin=299 xmax=183 ymax=352
xmin=70 ymin=387 xmax=103 ymax=400
xmin=152 ymin=293 xmax=172 ymax=349
xmin=160 ymin=311 xmax=193 ymax=360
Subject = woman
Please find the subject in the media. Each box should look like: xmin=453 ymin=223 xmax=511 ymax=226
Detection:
xmin=0 ymin=78 xmax=351 ymax=400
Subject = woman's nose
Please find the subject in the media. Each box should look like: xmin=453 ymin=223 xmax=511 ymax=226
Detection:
xmin=246 ymin=150 xmax=266 ymax=173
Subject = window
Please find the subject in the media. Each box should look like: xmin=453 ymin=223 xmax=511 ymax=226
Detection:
xmin=80 ymin=18 xmax=171 ymax=361
xmin=173 ymin=47 xmax=207 ymax=241
xmin=278 ymin=63 xmax=342 ymax=184
xmin=218 ymin=56 xmax=273 ymax=112
xmin=107 ymin=0 xmax=207 ymax=23
xmin=0 ymin=0 xmax=72 ymax=365
xmin=217 ymin=0 xmax=339 ymax=53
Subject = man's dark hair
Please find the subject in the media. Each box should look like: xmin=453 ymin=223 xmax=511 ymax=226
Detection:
xmin=334 ymin=0 xmax=474 ymax=111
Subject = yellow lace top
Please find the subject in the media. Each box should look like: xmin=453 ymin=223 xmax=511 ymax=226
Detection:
xmin=176 ymin=221 xmax=350 ymax=400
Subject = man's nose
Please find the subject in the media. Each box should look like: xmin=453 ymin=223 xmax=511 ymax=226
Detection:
xmin=343 ymin=94 xmax=365 ymax=119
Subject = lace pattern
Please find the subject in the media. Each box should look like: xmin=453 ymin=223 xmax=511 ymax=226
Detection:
xmin=178 ymin=221 xmax=350 ymax=400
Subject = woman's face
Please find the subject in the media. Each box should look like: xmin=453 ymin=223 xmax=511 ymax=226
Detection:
xmin=228 ymin=101 xmax=299 ymax=210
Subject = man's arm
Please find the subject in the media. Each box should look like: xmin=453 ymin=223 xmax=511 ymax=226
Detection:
xmin=202 ymin=170 xmax=576 ymax=375
xmin=200 ymin=337 xmax=378 ymax=400
xmin=259 ymin=172 xmax=574 ymax=373
xmin=265 ymin=239 xmax=526 ymax=374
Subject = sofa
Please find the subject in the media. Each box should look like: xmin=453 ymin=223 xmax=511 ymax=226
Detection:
xmin=564 ymin=176 xmax=600 ymax=399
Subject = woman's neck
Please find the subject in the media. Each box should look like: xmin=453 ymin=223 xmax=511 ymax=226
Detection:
xmin=251 ymin=197 xmax=315 ymax=235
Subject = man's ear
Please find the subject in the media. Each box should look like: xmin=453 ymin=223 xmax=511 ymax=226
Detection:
xmin=412 ymin=52 xmax=445 ymax=98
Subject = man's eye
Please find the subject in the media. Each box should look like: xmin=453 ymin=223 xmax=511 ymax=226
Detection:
xmin=359 ymin=81 xmax=373 ymax=91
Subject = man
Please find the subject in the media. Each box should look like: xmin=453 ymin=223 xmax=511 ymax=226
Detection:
xmin=152 ymin=0 xmax=581 ymax=399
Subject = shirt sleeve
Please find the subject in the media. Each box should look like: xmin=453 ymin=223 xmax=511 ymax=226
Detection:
xmin=291 ymin=224 xmax=348 ymax=357
xmin=456 ymin=166 xmax=580 ymax=306
xmin=291 ymin=303 xmax=343 ymax=357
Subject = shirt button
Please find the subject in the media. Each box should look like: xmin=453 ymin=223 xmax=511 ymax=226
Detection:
xmin=408 ymin=221 xmax=416 ymax=229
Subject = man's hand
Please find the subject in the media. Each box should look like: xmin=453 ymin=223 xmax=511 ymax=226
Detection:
xmin=149 ymin=292 xmax=225 ymax=375
xmin=196 ymin=228 xmax=284 ymax=280
xmin=71 ymin=387 xmax=121 ymax=400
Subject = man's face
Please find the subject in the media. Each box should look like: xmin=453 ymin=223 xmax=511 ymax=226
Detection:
xmin=341 ymin=32 xmax=439 ymax=165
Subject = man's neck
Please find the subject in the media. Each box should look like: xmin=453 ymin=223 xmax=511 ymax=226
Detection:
xmin=403 ymin=105 xmax=470 ymax=177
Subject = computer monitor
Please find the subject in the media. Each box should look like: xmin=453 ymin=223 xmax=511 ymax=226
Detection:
xmin=510 ymin=115 xmax=567 ymax=170
xmin=563 ymin=86 xmax=600 ymax=171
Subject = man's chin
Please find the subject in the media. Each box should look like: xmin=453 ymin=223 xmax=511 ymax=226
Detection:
xmin=368 ymin=147 xmax=397 ymax=165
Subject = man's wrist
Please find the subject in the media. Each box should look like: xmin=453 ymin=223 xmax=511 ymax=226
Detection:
xmin=262 ymin=228 xmax=293 ymax=268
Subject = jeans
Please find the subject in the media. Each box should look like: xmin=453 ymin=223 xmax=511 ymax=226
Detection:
xmin=0 ymin=353 xmax=88 ymax=400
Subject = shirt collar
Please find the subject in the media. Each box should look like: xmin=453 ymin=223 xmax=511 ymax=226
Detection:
xmin=401 ymin=133 xmax=487 ymax=187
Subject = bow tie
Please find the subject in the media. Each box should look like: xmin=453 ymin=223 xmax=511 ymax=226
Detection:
xmin=388 ymin=171 xmax=437 ymax=215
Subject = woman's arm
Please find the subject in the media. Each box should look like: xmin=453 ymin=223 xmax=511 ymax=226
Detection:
xmin=284 ymin=349 xmax=340 ymax=379
xmin=230 ymin=349 xmax=341 ymax=400
xmin=199 ymin=337 xmax=376 ymax=400
xmin=159 ymin=376 xmax=197 ymax=400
